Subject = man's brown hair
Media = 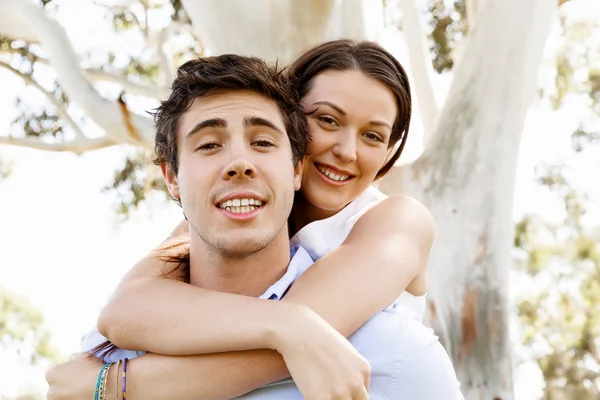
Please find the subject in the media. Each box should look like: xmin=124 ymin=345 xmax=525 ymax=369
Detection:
xmin=91 ymin=55 xmax=309 ymax=361
xmin=153 ymin=54 xmax=310 ymax=175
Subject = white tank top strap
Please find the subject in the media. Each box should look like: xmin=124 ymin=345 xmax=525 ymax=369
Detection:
xmin=290 ymin=186 xmax=387 ymax=260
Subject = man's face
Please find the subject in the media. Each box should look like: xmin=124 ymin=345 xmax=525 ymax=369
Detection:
xmin=162 ymin=90 xmax=302 ymax=258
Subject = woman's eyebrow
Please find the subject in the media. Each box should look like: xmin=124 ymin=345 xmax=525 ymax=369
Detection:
xmin=313 ymin=101 xmax=346 ymax=116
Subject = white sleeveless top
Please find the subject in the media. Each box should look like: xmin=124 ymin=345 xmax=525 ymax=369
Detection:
xmin=290 ymin=185 xmax=427 ymax=320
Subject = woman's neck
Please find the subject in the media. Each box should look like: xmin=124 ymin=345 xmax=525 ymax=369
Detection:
xmin=290 ymin=192 xmax=343 ymax=236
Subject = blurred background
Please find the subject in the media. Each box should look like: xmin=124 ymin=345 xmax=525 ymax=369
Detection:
xmin=0 ymin=0 xmax=598 ymax=399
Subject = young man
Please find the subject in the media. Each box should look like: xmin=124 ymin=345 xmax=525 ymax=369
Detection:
xmin=46 ymin=55 xmax=372 ymax=400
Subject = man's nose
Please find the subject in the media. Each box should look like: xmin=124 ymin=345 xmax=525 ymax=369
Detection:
xmin=222 ymin=157 xmax=257 ymax=180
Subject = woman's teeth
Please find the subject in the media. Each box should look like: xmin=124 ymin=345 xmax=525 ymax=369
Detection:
xmin=317 ymin=165 xmax=350 ymax=181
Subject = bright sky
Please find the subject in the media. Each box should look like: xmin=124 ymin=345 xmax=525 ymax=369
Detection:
xmin=0 ymin=0 xmax=598 ymax=398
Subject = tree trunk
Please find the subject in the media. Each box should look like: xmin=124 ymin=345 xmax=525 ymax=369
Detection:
xmin=401 ymin=0 xmax=556 ymax=398
xmin=182 ymin=0 xmax=384 ymax=64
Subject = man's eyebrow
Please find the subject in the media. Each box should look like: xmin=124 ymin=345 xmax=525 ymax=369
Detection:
xmin=314 ymin=100 xmax=392 ymax=130
xmin=185 ymin=118 xmax=227 ymax=138
xmin=243 ymin=116 xmax=284 ymax=135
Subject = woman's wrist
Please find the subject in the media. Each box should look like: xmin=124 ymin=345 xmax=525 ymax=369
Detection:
xmin=263 ymin=302 xmax=316 ymax=354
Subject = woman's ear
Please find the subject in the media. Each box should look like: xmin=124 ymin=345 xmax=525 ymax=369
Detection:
xmin=293 ymin=157 xmax=305 ymax=191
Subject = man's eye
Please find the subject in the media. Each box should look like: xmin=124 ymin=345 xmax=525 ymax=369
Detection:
xmin=253 ymin=140 xmax=275 ymax=147
xmin=197 ymin=142 xmax=220 ymax=151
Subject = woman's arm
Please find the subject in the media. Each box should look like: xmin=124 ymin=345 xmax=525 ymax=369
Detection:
xmin=48 ymin=313 xmax=371 ymax=400
xmin=283 ymin=195 xmax=434 ymax=335
xmin=46 ymin=350 xmax=298 ymax=400
xmin=99 ymin=194 xmax=432 ymax=347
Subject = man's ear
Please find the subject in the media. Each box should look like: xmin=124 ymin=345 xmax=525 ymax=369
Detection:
xmin=293 ymin=157 xmax=305 ymax=191
xmin=161 ymin=162 xmax=181 ymax=200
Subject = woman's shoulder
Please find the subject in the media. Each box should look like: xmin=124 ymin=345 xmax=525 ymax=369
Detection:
xmin=370 ymin=194 xmax=431 ymax=217
xmin=353 ymin=194 xmax=435 ymax=239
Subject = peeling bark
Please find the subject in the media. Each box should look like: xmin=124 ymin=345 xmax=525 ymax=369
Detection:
xmin=401 ymin=0 xmax=557 ymax=398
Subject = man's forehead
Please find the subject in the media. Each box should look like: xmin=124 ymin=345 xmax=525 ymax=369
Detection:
xmin=180 ymin=91 xmax=286 ymax=131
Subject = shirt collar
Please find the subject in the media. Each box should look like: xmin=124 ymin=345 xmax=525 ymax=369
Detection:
xmin=259 ymin=246 xmax=314 ymax=300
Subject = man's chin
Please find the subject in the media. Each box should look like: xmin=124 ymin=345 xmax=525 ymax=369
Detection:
xmin=217 ymin=237 xmax=272 ymax=258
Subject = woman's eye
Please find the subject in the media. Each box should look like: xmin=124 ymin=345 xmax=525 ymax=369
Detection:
xmin=197 ymin=142 xmax=220 ymax=151
xmin=318 ymin=115 xmax=338 ymax=126
xmin=253 ymin=139 xmax=275 ymax=147
xmin=364 ymin=132 xmax=383 ymax=142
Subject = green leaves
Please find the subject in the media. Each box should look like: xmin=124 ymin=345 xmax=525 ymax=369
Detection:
xmin=0 ymin=286 xmax=62 ymax=364
xmin=514 ymin=158 xmax=600 ymax=398
xmin=426 ymin=0 xmax=468 ymax=73
xmin=102 ymin=149 xmax=169 ymax=220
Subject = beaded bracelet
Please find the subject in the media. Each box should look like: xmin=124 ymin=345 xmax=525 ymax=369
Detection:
xmin=100 ymin=362 xmax=112 ymax=399
xmin=114 ymin=360 xmax=121 ymax=400
xmin=121 ymin=358 xmax=128 ymax=400
xmin=95 ymin=362 xmax=112 ymax=400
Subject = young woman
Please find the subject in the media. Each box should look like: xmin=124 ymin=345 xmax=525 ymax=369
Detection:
xmin=49 ymin=40 xmax=463 ymax=399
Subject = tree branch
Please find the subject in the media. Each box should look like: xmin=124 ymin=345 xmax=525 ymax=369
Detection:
xmin=138 ymin=0 xmax=150 ymax=39
xmin=466 ymin=0 xmax=480 ymax=30
xmin=0 ymin=61 xmax=87 ymax=139
xmin=84 ymin=68 xmax=170 ymax=99
xmin=0 ymin=49 xmax=169 ymax=99
xmin=157 ymin=28 xmax=174 ymax=86
xmin=398 ymin=0 xmax=439 ymax=145
xmin=154 ymin=20 xmax=203 ymax=86
xmin=0 ymin=135 xmax=115 ymax=154
xmin=0 ymin=0 xmax=155 ymax=149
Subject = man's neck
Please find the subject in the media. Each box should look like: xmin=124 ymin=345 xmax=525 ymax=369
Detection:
xmin=188 ymin=232 xmax=291 ymax=297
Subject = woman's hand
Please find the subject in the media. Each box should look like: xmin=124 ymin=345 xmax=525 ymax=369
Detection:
xmin=46 ymin=353 xmax=104 ymax=400
xmin=272 ymin=304 xmax=371 ymax=400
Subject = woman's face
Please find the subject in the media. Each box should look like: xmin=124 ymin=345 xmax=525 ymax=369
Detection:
xmin=300 ymin=69 xmax=397 ymax=214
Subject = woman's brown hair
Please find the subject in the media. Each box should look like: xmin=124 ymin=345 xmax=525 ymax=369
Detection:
xmin=287 ymin=39 xmax=412 ymax=178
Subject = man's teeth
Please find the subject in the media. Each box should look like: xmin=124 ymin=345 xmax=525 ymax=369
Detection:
xmin=218 ymin=198 xmax=263 ymax=213
xmin=316 ymin=165 xmax=350 ymax=181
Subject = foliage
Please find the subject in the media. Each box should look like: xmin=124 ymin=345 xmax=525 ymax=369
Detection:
xmin=425 ymin=0 xmax=468 ymax=73
xmin=0 ymin=155 xmax=13 ymax=182
xmin=0 ymin=0 xmax=201 ymax=212
xmin=541 ymin=6 xmax=600 ymax=111
xmin=514 ymin=138 xmax=600 ymax=398
xmin=102 ymin=149 xmax=169 ymax=220
xmin=0 ymin=285 xmax=62 ymax=364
